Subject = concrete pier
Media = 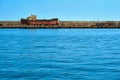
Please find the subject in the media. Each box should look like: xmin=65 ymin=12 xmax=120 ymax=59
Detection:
xmin=0 ymin=21 xmax=120 ymax=28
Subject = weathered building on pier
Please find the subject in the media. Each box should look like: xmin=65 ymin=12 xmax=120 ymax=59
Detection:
xmin=21 ymin=15 xmax=59 ymax=26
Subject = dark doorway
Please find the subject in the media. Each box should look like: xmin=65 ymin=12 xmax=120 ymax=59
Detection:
xmin=0 ymin=24 xmax=3 ymax=26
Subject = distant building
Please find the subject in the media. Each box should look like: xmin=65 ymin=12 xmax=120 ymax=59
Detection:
xmin=21 ymin=15 xmax=59 ymax=25
xmin=27 ymin=15 xmax=36 ymax=20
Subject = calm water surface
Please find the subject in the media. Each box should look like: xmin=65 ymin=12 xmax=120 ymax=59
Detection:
xmin=0 ymin=29 xmax=120 ymax=80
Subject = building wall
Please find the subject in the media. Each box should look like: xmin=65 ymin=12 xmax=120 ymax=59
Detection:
xmin=21 ymin=19 xmax=59 ymax=25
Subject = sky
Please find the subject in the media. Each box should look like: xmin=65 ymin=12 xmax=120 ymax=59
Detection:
xmin=0 ymin=0 xmax=120 ymax=21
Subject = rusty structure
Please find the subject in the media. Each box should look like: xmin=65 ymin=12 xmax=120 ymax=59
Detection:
xmin=21 ymin=15 xmax=59 ymax=26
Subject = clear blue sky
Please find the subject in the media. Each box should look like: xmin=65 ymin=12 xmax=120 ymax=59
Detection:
xmin=0 ymin=0 xmax=120 ymax=21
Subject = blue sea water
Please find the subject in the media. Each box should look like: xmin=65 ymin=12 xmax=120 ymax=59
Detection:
xmin=0 ymin=29 xmax=120 ymax=80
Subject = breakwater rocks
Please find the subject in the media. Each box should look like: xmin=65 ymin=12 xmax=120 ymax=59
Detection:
xmin=0 ymin=21 xmax=120 ymax=28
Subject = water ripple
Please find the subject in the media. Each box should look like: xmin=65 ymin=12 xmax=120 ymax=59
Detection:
xmin=0 ymin=29 xmax=120 ymax=80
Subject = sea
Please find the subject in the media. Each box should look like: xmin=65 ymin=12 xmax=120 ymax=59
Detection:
xmin=0 ymin=29 xmax=120 ymax=80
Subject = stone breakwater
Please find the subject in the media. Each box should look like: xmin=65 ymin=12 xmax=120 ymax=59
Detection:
xmin=0 ymin=21 xmax=120 ymax=28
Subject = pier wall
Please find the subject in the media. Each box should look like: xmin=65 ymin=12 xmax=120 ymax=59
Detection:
xmin=0 ymin=21 xmax=120 ymax=28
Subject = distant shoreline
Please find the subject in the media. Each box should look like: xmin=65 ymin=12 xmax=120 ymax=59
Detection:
xmin=0 ymin=21 xmax=120 ymax=28
xmin=0 ymin=26 xmax=120 ymax=29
